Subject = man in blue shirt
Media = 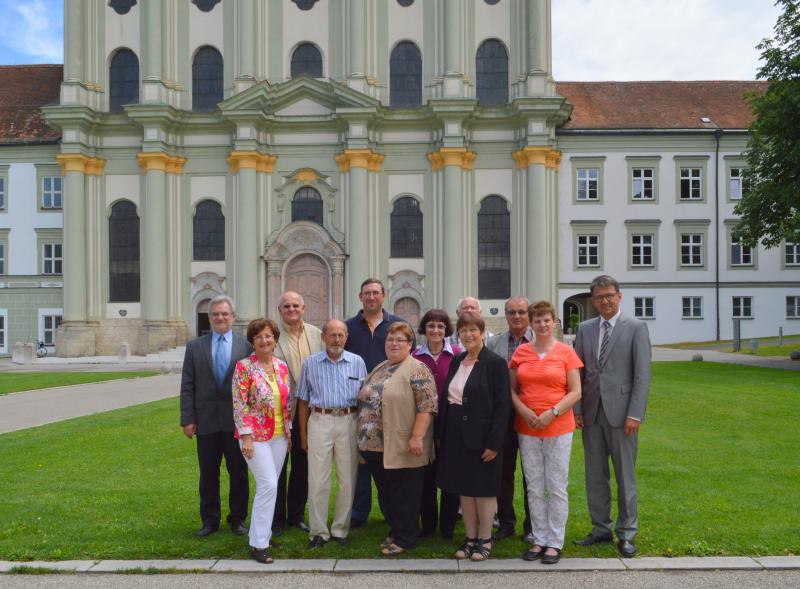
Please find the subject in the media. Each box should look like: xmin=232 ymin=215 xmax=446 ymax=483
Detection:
xmin=297 ymin=319 xmax=367 ymax=548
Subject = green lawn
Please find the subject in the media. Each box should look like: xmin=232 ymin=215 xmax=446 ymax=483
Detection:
xmin=718 ymin=344 xmax=800 ymax=357
xmin=0 ymin=372 xmax=160 ymax=395
xmin=0 ymin=362 xmax=797 ymax=561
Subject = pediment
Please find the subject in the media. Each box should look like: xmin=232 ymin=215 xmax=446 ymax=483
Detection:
xmin=219 ymin=76 xmax=382 ymax=117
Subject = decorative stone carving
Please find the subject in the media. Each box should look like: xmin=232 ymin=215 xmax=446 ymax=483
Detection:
xmin=387 ymin=270 xmax=425 ymax=313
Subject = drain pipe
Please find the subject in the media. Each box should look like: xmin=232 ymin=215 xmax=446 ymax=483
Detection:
xmin=714 ymin=128 xmax=723 ymax=341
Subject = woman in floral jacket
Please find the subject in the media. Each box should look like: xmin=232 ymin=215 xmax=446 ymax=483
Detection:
xmin=232 ymin=318 xmax=292 ymax=564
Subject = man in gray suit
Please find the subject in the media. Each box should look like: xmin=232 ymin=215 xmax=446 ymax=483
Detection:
xmin=180 ymin=295 xmax=252 ymax=537
xmin=573 ymin=275 xmax=651 ymax=557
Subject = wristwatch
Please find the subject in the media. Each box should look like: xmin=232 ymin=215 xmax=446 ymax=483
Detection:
xmin=551 ymin=407 xmax=560 ymax=417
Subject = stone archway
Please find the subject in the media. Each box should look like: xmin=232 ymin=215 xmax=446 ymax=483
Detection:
xmin=285 ymin=253 xmax=330 ymax=328
xmin=393 ymin=297 xmax=421 ymax=332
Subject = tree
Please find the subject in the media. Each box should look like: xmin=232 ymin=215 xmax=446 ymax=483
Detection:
xmin=734 ymin=0 xmax=800 ymax=248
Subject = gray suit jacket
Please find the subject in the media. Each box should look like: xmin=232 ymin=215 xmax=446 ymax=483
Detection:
xmin=485 ymin=327 xmax=533 ymax=363
xmin=180 ymin=332 xmax=252 ymax=435
xmin=573 ymin=314 xmax=651 ymax=428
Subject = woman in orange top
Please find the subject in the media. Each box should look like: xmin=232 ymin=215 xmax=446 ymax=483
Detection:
xmin=232 ymin=318 xmax=292 ymax=565
xmin=510 ymin=301 xmax=582 ymax=564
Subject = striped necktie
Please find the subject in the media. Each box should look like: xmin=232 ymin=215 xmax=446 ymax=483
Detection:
xmin=598 ymin=321 xmax=611 ymax=366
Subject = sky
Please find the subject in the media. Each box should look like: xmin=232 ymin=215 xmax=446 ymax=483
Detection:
xmin=0 ymin=0 xmax=784 ymax=81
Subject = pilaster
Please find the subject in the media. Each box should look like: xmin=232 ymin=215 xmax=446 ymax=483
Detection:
xmin=443 ymin=0 xmax=464 ymax=98
xmin=347 ymin=0 xmax=367 ymax=93
xmin=141 ymin=0 xmax=166 ymax=104
xmin=236 ymin=0 xmax=257 ymax=92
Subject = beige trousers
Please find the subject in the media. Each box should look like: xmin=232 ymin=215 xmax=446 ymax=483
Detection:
xmin=307 ymin=411 xmax=359 ymax=540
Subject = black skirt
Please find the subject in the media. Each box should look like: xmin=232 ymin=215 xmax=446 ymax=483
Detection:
xmin=436 ymin=403 xmax=503 ymax=497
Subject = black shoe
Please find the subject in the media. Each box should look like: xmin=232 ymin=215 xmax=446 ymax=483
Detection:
xmin=618 ymin=539 xmax=637 ymax=558
xmin=349 ymin=518 xmax=366 ymax=529
xmin=271 ymin=525 xmax=284 ymax=537
xmin=572 ymin=532 xmax=613 ymax=546
xmin=230 ymin=521 xmax=248 ymax=536
xmin=541 ymin=547 xmax=562 ymax=565
xmin=493 ymin=526 xmax=515 ymax=541
xmin=291 ymin=521 xmax=310 ymax=532
xmin=197 ymin=524 xmax=218 ymax=537
xmin=330 ymin=536 xmax=349 ymax=546
xmin=251 ymin=547 xmax=273 ymax=564
xmin=308 ymin=535 xmax=327 ymax=549
xmin=521 ymin=545 xmax=544 ymax=561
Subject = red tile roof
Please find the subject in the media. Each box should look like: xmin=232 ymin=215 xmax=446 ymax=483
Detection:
xmin=556 ymin=80 xmax=767 ymax=131
xmin=0 ymin=64 xmax=62 ymax=144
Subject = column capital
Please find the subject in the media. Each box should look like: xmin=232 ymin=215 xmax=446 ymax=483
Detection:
xmin=56 ymin=154 xmax=105 ymax=174
xmin=138 ymin=152 xmax=187 ymax=174
xmin=513 ymin=146 xmax=561 ymax=169
xmin=226 ymin=151 xmax=277 ymax=174
xmin=335 ymin=149 xmax=384 ymax=173
xmin=427 ymin=147 xmax=476 ymax=171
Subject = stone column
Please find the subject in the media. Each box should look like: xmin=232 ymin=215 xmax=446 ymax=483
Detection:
xmin=347 ymin=0 xmax=366 ymax=92
xmin=442 ymin=0 xmax=464 ymax=97
xmin=141 ymin=0 xmax=164 ymax=104
xmin=237 ymin=0 xmax=256 ymax=91
xmin=267 ymin=259 xmax=283 ymax=324
xmin=525 ymin=0 xmax=550 ymax=95
xmin=63 ymin=0 xmax=84 ymax=83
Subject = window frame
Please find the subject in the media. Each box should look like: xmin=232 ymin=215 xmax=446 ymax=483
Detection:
xmin=192 ymin=45 xmax=224 ymax=112
xmin=625 ymin=219 xmax=660 ymax=270
xmin=725 ymin=157 xmax=747 ymax=202
xmin=787 ymin=296 xmax=800 ymax=319
xmin=633 ymin=296 xmax=655 ymax=319
xmin=0 ymin=228 xmax=8 ymax=276
xmin=725 ymin=220 xmax=757 ymax=269
xmin=291 ymin=186 xmax=324 ymax=226
xmin=475 ymin=38 xmax=509 ymax=106
xmin=477 ymin=195 xmax=511 ymax=299
xmin=782 ymin=242 xmax=800 ymax=269
xmin=675 ymin=219 xmax=710 ymax=271
xmin=570 ymin=157 xmax=605 ymax=204
xmin=674 ymin=156 xmax=709 ymax=203
xmin=390 ymin=195 xmax=423 ymax=258
xmin=37 ymin=165 xmax=63 ymax=210
xmin=0 ymin=164 xmax=8 ymax=211
xmin=571 ymin=220 xmax=606 ymax=270
xmin=290 ymin=42 xmax=323 ymax=79
xmin=626 ymin=156 xmax=660 ymax=203
xmin=192 ymin=199 xmax=225 ymax=261
xmin=108 ymin=200 xmax=141 ymax=303
xmin=732 ymin=296 xmax=753 ymax=319
xmin=682 ymin=296 xmax=703 ymax=319
xmin=35 ymin=228 xmax=63 ymax=276
xmin=390 ymin=41 xmax=423 ymax=108
xmin=109 ymin=48 xmax=140 ymax=113
xmin=39 ymin=309 xmax=63 ymax=347
xmin=0 ymin=308 xmax=7 ymax=354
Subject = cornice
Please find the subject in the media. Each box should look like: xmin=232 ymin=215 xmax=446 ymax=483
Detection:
xmin=335 ymin=149 xmax=385 ymax=173
xmin=512 ymin=146 xmax=562 ymax=169
xmin=226 ymin=150 xmax=277 ymax=174
xmin=55 ymin=154 xmax=106 ymax=175
xmin=427 ymin=147 xmax=477 ymax=171
xmin=137 ymin=152 xmax=188 ymax=174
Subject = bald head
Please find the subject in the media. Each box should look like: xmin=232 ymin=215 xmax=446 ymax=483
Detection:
xmin=278 ymin=291 xmax=305 ymax=326
xmin=322 ymin=319 xmax=348 ymax=360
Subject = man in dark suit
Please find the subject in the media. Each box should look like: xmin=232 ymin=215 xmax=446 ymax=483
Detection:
xmin=180 ymin=295 xmax=252 ymax=537
xmin=573 ymin=275 xmax=651 ymax=557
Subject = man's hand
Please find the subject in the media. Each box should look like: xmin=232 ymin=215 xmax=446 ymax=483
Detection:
xmin=481 ymin=448 xmax=497 ymax=463
xmin=575 ymin=416 xmax=584 ymax=429
xmin=182 ymin=424 xmax=197 ymax=439
xmin=624 ymin=418 xmax=640 ymax=436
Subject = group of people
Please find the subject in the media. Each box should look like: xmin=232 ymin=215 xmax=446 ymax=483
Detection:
xmin=179 ymin=275 xmax=651 ymax=565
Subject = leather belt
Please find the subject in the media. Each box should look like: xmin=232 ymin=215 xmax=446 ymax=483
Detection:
xmin=312 ymin=406 xmax=357 ymax=416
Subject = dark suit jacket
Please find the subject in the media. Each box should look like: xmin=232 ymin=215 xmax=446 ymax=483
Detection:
xmin=180 ymin=332 xmax=252 ymax=435
xmin=438 ymin=345 xmax=511 ymax=452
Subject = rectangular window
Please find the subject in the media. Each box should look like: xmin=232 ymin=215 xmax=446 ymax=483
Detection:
xmin=682 ymin=296 xmax=703 ymax=319
xmin=787 ymin=296 xmax=800 ymax=319
xmin=0 ymin=176 xmax=5 ymax=210
xmin=631 ymin=234 xmax=654 ymax=266
xmin=680 ymin=167 xmax=702 ymax=200
xmin=42 ymin=176 xmax=63 ymax=209
xmin=631 ymin=168 xmax=654 ymax=200
xmin=42 ymin=243 xmax=63 ymax=275
xmin=0 ymin=312 xmax=5 ymax=352
xmin=680 ymin=234 xmax=703 ymax=266
xmin=576 ymin=168 xmax=599 ymax=201
xmin=732 ymin=296 xmax=753 ymax=319
xmin=577 ymin=234 xmax=599 ymax=267
xmin=42 ymin=315 xmax=62 ymax=346
xmin=634 ymin=297 xmax=654 ymax=319
xmin=786 ymin=243 xmax=800 ymax=266
xmin=729 ymin=167 xmax=746 ymax=200
xmin=731 ymin=238 xmax=753 ymax=266
xmin=0 ymin=243 xmax=4 ymax=275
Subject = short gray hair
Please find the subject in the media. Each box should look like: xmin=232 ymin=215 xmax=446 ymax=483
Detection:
xmin=277 ymin=291 xmax=305 ymax=308
xmin=322 ymin=319 xmax=348 ymax=335
xmin=589 ymin=275 xmax=620 ymax=295
xmin=456 ymin=296 xmax=482 ymax=313
xmin=505 ymin=296 xmax=529 ymax=311
xmin=208 ymin=295 xmax=236 ymax=315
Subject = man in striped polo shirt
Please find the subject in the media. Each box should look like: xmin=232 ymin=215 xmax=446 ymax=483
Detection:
xmin=296 ymin=319 xmax=368 ymax=548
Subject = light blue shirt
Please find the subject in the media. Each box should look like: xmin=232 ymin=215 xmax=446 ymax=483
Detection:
xmin=296 ymin=350 xmax=367 ymax=409
xmin=212 ymin=330 xmax=233 ymax=369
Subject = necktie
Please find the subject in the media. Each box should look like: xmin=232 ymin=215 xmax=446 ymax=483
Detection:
xmin=214 ymin=335 xmax=228 ymax=388
xmin=598 ymin=321 xmax=611 ymax=366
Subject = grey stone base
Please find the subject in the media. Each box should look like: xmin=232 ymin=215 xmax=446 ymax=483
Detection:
xmin=96 ymin=319 xmax=144 ymax=355
xmin=145 ymin=321 xmax=186 ymax=354
xmin=55 ymin=321 xmax=100 ymax=357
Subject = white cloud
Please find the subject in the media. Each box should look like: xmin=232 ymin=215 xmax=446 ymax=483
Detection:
xmin=1 ymin=0 xmax=63 ymax=62
xmin=553 ymin=0 xmax=781 ymax=81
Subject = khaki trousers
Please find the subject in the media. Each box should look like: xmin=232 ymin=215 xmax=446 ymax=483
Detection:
xmin=307 ymin=411 xmax=359 ymax=540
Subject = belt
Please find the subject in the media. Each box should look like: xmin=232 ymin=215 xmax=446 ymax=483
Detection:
xmin=312 ymin=406 xmax=357 ymax=416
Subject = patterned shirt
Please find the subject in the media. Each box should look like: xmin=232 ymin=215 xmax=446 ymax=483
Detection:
xmin=296 ymin=350 xmax=367 ymax=409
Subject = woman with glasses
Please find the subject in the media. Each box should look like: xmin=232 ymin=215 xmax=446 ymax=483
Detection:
xmin=412 ymin=309 xmax=462 ymax=539
xmin=437 ymin=313 xmax=511 ymax=561
xmin=232 ymin=318 xmax=293 ymax=564
xmin=357 ymin=321 xmax=438 ymax=556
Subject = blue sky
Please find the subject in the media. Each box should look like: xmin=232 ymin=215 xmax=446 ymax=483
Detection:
xmin=0 ymin=0 xmax=782 ymax=80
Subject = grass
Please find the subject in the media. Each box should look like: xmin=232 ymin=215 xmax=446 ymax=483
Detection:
xmin=662 ymin=335 xmax=800 ymax=350
xmin=0 ymin=371 xmax=160 ymax=395
xmin=718 ymin=343 xmax=800 ymax=357
xmin=0 ymin=361 xmax=797 ymax=561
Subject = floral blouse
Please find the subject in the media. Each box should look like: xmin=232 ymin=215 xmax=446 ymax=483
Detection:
xmin=232 ymin=354 xmax=292 ymax=442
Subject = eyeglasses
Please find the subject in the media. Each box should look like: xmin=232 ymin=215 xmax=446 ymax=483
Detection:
xmin=386 ymin=337 xmax=410 ymax=344
xmin=592 ymin=293 xmax=619 ymax=303
xmin=506 ymin=310 xmax=527 ymax=316
xmin=361 ymin=290 xmax=384 ymax=298
xmin=254 ymin=334 xmax=275 ymax=341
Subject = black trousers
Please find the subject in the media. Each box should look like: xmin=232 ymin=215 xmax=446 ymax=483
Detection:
xmin=420 ymin=460 xmax=459 ymax=535
xmin=273 ymin=415 xmax=308 ymax=528
xmin=196 ymin=431 xmax=249 ymax=527
xmin=361 ymin=451 xmax=424 ymax=549
xmin=497 ymin=431 xmax=532 ymax=534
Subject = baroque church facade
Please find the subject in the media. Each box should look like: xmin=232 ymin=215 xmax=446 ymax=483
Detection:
xmin=0 ymin=0 xmax=798 ymax=356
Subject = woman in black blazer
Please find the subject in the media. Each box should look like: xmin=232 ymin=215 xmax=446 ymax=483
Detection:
xmin=436 ymin=313 xmax=510 ymax=561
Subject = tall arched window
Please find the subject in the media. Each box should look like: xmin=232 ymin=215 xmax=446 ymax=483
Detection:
xmin=390 ymin=41 xmax=422 ymax=107
xmin=109 ymin=200 xmax=140 ymax=302
xmin=390 ymin=196 xmax=423 ymax=257
xmin=192 ymin=46 xmax=223 ymax=112
xmin=109 ymin=48 xmax=139 ymax=113
xmin=290 ymin=43 xmax=323 ymax=78
xmin=292 ymin=187 xmax=323 ymax=225
xmin=193 ymin=200 xmax=225 ymax=261
xmin=476 ymin=39 xmax=509 ymax=105
xmin=477 ymin=195 xmax=510 ymax=298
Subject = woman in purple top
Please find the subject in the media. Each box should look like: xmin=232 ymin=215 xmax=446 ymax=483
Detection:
xmin=413 ymin=308 xmax=461 ymax=539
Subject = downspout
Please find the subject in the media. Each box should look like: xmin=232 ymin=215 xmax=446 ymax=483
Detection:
xmin=714 ymin=128 xmax=723 ymax=341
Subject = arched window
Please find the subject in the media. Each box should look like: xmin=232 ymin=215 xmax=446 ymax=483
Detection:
xmin=109 ymin=200 xmax=140 ymax=302
xmin=477 ymin=195 xmax=510 ymax=298
xmin=109 ymin=49 xmax=139 ymax=113
xmin=193 ymin=200 xmax=225 ymax=261
xmin=291 ymin=43 xmax=323 ymax=78
xmin=292 ymin=187 xmax=323 ymax=225
xmin=476 ymin=39 xmax=509 ymax=106
xmin=108 ymin=0 xmax=136 ymax=15
xmin=192 ymin=0 xmax=220 ymax=12
xmin=390 ymin=41 xmax=422 ymax=107
xmin=390 ymin=196 xmax=423 ymax=257
xmin=192 ymin=46 xmax=223 ymax=112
